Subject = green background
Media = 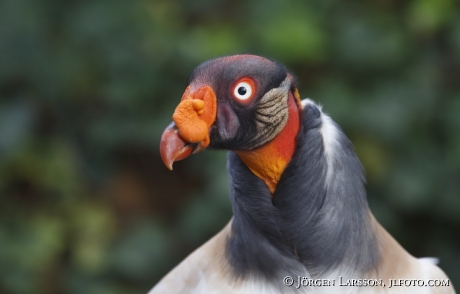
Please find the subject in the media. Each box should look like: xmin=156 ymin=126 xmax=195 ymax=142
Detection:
xmin=0 ymin=0 xmax=459 ymax=293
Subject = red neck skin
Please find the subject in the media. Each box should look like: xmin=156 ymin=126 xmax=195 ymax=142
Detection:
xmin=236 ymin=92 xmax=300 ymax=195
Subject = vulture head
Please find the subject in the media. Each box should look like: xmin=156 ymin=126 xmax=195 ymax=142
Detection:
xmin=160 ymin=55 xmax=302 ymax=193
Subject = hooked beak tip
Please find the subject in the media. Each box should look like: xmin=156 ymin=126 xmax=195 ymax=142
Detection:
xmin=160 ymin=123 xmax=197 ymax=170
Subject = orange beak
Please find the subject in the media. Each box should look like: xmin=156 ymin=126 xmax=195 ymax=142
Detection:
xmin=160 ymin=86 xmax=217 ymax=170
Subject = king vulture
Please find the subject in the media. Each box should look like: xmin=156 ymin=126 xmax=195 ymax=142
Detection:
xmin=150 ymin=55 xmax=455 ymax=294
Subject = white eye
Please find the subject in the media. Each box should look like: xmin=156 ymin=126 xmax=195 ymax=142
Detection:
xmin=233 ymin=81 xmax=253 ymax=101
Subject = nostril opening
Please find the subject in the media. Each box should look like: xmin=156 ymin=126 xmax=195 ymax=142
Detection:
xmin=217 ymin=103 xmax=239 ymax=140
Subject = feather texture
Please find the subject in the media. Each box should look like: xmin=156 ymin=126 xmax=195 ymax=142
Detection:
xmin=152 ymin=93 xmax=455 ymax=293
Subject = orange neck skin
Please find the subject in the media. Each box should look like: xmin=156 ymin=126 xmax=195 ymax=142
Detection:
xmin=236 ymin=92 xmax=300 ymax=195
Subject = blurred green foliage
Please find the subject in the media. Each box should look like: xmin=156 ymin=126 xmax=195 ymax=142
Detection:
xmin=0 ymin=0 xmax=459 ymax=293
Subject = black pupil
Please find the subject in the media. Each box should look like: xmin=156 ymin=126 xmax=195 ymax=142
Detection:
xmin=237 ymin=86 xmax=247 ymax=96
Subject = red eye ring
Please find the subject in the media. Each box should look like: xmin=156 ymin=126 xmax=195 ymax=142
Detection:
xmin=232 ymin=78 xmax=256 ymax=103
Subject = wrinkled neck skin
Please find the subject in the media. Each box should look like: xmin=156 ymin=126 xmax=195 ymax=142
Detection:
xmin=235 ymin=92 xmax=300 ymax=195
xmin=225 ymin=100 xmax=380 ymax=287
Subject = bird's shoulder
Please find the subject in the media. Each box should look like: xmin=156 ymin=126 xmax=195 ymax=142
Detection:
xmin=148 ymin=221 xmax=233 ymax=294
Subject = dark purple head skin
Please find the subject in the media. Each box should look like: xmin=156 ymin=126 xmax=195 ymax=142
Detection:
xmin=188 ymin=55 xmax=291 ymax=150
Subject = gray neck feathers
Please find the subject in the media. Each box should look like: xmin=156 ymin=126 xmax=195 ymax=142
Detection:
xmin=226 ymin=99 xmax=380 ymax=280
